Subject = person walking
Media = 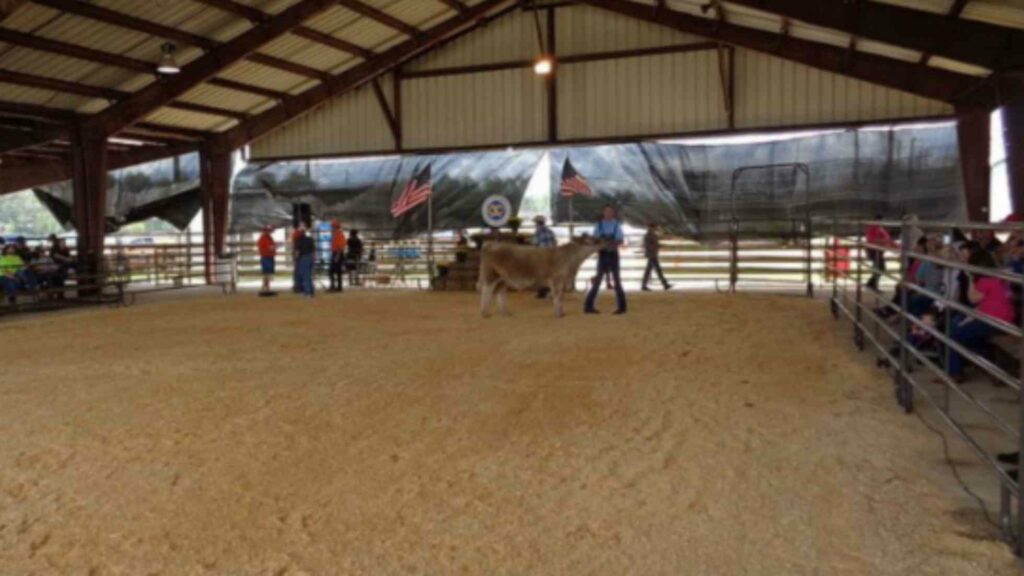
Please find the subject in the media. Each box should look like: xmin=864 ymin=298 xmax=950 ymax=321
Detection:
xmin=294 ymin=227 xmax=316 ymax=298
xmin=641 ymin=223 xmax=672 ymax=291
xmin=291 ymin=224 xmax=306 ymax=293
xmin=257 ymin=225 xmax=277 ymax=294
xmin=329 ymin=219 xmax=347 ymax=292
xmin=533 ymin=215 xmax=557 ymax=298
xmin=585 ymin=205 xmax=627 ymax=315
xmin=347 ymin=229 xmax=364 ymax=287
xmin=864 ymin=217 xmax=892 ymax=292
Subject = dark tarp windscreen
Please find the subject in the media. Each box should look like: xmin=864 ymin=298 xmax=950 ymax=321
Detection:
xmin=232 ymin=150 xmax=544 ymax=236
xmin=552 ymin=123 xmax=965 ymax=238
xmin=32 ymin=153 xmax=202 ymax=232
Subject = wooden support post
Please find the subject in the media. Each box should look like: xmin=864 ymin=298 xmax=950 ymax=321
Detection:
xmin=200 ymin=146 xmax=233 ymax=283
xmin=955 ymin=105 xmax=991 ymax=222
xmin=70 ymin=128 xmax=108 ymax=280
xmin=546 ymin=7 xmax=558 ymax=143
xmin=1003 ymin=102 xmax=1024 ymax=216
xmin=717 ymin=44 xmax=735 ymax=129
xmin=393 ymin=69 xmax=403 ymax=151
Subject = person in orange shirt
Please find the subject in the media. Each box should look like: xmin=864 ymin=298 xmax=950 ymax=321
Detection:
xmin=257 ymin=225 xmax=277 ymax=294
xmin=329 ymin=219 xmax=347 ymax=292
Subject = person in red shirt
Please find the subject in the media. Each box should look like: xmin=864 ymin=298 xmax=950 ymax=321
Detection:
xmin=329 ymin=219 xmax=347 ymax=292
xmin=257 ymin=225 xmax=277 ymax=294
xmin=864 ymin=216 xmax=893 ymax=292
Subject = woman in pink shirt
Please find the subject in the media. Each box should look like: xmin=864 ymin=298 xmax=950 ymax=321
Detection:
xmin=947 ymin=249 xmax=1015 ymax=379
xmin=864 ymin=218 xmax=892 ymax=292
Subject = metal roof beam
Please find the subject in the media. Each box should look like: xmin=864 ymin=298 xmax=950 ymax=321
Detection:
xmin=192 ymin=0 xmax=374 ymax=58
xmin=725 ymin=0 xmax=1024 ymax=71
xmin=0 ymin=99 xmax=75 ymax=123
xmin=0 ymin=123 xmax=66 ymax=154
xmin=581 ymin=0 xmax=998 ymax=106
xmin=0 ymin=70 xmax=251 ymax=120
xmin=77 ymin=0 xmax=339 ymax=137
xmin=0 ymin=0 xmax=27 ymax=20
xmin=31 ymin=0 xmax=340 ymax=85
xmin=334 ymin=0 xmax=420 ymax=37
xmin=0 ymin=28 xmax=154 ymax=73
xmin=213 ymin=0 xmax=512 ymax=151
xmin=32 ymin=0 xmax=219 ymax=50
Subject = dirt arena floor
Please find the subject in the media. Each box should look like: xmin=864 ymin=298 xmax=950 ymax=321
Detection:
xmin=1 ymin=290 xmax=1021 ymax=575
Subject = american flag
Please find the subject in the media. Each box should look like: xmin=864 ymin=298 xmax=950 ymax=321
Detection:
xmin=559 ymin=157 xmax=593 ymax=198
xmin=391 ymin=164 xmax=433 ymax=219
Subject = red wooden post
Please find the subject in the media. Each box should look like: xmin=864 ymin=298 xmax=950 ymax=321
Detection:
xmin=955 ymin=105 xmax=990 ymax=222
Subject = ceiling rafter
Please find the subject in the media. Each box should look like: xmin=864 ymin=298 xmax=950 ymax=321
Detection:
xmin=334 ymin=0 xmax=420 ymax=37
xmin=919 ymin=0 xmax=970 ymax=67
xmin=581 ymin=0 xmax=1005 ymax=106
xmin=77 ymin=0 xmax=341 ymax=137
xmin=0 ymin=27 xmax=153 ymax=73
xmin=191 ymin=0 xmax=375 ymax=58
xmin=0 ymin=69 xmax=251 ymax=121
xmin=0 ymin=26 xmax=295 ymax=101
xmin=30 ymin=0 xmax=335 ymax=85
xmin=213 ymin=0 xmax=513 ymax=152
xmin=0 ymin=0 xmax=27 ymax=20
xmin=436 ymin=0 xmax=469 ymax=14
xmin=724 ymin=0 xmax=1024 ymax=71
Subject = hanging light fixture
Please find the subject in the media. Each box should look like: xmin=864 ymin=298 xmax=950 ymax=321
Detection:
xmin=533 ymin=55 xmax=554 ymax=76
xmin=157 ymin=43 xmax=181 ymax=75
xmin=530 ymin=4 xmax=554 ymax=77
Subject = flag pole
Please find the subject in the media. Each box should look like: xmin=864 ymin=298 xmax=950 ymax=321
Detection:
xmin=569 ymin=195 xmax=575 ymax=239
xmin=427 ymin=190 xmax=435 ymax=285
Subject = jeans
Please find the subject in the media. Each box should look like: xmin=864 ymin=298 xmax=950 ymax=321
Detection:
xmin=585 ymin=250 xmax=626 ymax=312
xmin=947 ymin=316 xmax=998 ymax=376
xmin=329 ymin=252 xmax=345 ymax=291
xmin=643 ymin=257 xmax=669 ymax=288
xmin=296 ymin=255 xmax=315 ymax=297
xmin=907 ymin=293 xmax=934 ymax=317
xmin=0 ymin=276 xmax=16 ymax=301
xmin=866 ymin=249 xmax=885 ymax=289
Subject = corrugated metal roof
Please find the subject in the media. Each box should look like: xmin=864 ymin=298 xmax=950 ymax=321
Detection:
xmin=0 ymin=0 xmax=1012 ymax=155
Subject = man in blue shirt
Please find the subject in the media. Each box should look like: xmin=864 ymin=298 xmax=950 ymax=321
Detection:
xmin=585 ymin=204 xmax=627 ymax=314
xmin=533 ymin=215 xmax=558 ymax=299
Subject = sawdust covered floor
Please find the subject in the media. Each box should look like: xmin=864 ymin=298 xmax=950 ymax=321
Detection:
xmin=0 ymin=291 xmax=1020 ymax=575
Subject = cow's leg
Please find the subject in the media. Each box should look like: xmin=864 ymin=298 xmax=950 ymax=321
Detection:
xmin=480 ymin=281 xmax=496 ymax=318
xmin=552 ymin=282 xmax=565 ymax=318
xmin=497 ymin=283 xmax=511 ymax=316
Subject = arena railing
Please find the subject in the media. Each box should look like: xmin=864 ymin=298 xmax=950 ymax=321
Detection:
xmin=225 ymin=219 xmax=828 ymax=293
xmin=826 ymin=218 xmax=1024 ymax=554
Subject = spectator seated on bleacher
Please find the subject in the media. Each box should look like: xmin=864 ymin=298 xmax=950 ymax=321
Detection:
xmin=0 ymin=244 xmax=37 ymax=305
xmin=28 ymin=247 xmax=64 ymax=292
xmin=48 ymin=235 xmax=74 ymax=276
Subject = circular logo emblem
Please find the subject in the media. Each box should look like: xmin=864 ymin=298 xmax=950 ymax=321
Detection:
xmin=481 ymin=195 xmax=512 ymax=228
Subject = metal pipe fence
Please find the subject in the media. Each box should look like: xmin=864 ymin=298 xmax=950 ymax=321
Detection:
xmin=826 ymin=218 xmax=1024 ymax=553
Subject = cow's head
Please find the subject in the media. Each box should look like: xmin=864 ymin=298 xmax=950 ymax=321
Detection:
xmin=571 ymin=234 xmax=613 ymax=251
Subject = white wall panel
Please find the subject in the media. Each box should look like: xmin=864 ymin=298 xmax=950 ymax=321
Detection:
xmin=557 ymin=4 xmax=708 ymax=55
xmin=558 ymin=50 xmax=727 ymax=140
xmin=250 ymin=75 xmax=396 ymax=159
xmin=402 ymin=68 xmax=547 ymax=149
xmin=406 ymin=9 xmax=537 ymax=71
xmin=733 ymin=48 xmax=952 ymax=129
xmin=249 ymin=4 xmax=956 ymax=159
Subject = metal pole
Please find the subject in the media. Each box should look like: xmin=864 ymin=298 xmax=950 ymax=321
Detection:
xmin=569 ymin=196 xmax=575 ymax=239
xmin=805 ymin=216 xmax=813 ymax=298
xmin=427 ymin=192 xmax=435 ymax=286
xmin=898 ymin=221 xmax=913 ymax=413
xmin=1016 ymin=270 xmax=1024 ymax=554
xmin=854 ymin=223 xmax=864 ymax=351
xmin=729 ymin=218 xmax=738 ymax=294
